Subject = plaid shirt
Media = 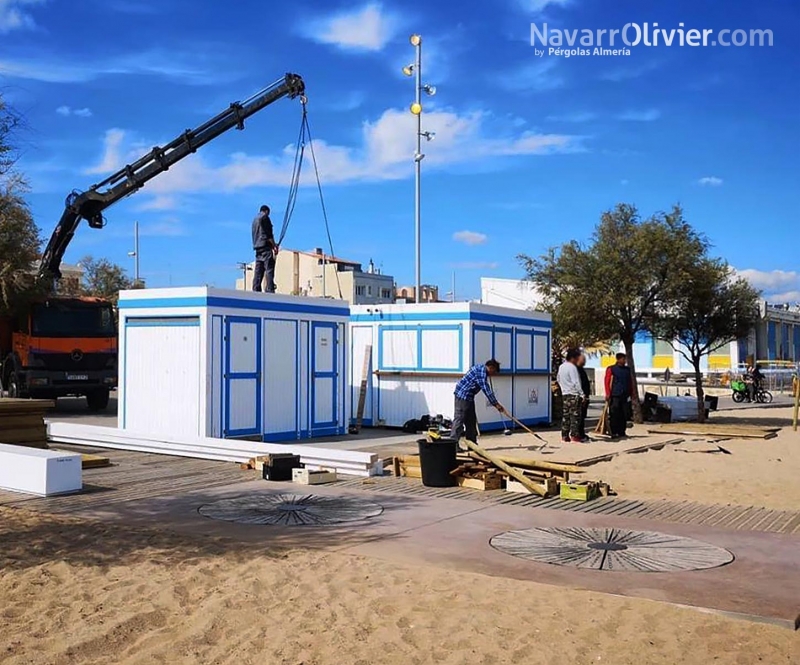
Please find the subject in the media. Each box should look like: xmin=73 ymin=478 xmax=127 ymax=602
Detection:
xmin=454 ymin=364 xmax=499 ymax=406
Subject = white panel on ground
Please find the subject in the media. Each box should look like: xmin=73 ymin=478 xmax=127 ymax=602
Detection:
xmin=229 ymin=321 xmax=258 ymax=374
xmin=263 ymin=319 xmax=298 ymax=436
xmin=495 ymin=329 xmax=512 ymax=368
xmin=421 ymin=328 xmax=460 ymax=370
xmin=125 ymin=323 xmax=201 ymax=438
xmin=381 ymin=328 xmax=418 ymax=369
xmin=474 ymin=328 xmax=492 ymax=364
xmin=228 ymin=380 xmax=258 ymax=432
xmin=0 ymin=444 xmax=82 ymax=496
xmin=516 ymin=331 xmax=533 ymax=371
xmin=534 ymin=333 xmax=549 ymax=371
xmin=512 ymin=375 xmax=549 ymax=421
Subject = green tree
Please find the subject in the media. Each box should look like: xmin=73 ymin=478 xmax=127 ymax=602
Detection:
xmin=652 ymin=259 xmax=760 ymax=422
xmin=77 ymin=256 xmax=133 ymax=304
xmin=0 ymin=178 xmax=42 ymax=316
xmin=519 ymin=203 xmax=708 ymax=422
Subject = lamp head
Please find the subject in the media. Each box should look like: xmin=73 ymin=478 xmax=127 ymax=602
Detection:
xmin=402 ymin=64 xmax=414 ymax=77
xmin=423 ymin=84 xmax=437 ymax=96
xmin=421 ymin=131 xmax=435 ymax=141
xmin=410 ymin=34 xmax=422 ymax=46
xmin=410 ymin=102 xmax=422 ymax=115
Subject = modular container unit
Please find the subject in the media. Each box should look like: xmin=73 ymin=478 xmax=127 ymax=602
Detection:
xmin=118 ymin=287 xmax=349 ymax=442
xmin=349 ymin=303 xmax=552 ymax=431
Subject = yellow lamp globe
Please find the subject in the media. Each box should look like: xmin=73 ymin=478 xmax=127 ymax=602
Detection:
xmin=410 ymin=34 xmax=422 ymax=46
xmin=410 ymin=102 xmax=422 ymax=115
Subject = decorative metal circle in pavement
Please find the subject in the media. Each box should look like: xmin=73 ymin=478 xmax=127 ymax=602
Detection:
xmin=490 ymin=527 xmax=734 ymax=572
xmin=198 ymin=493 xmax=384 ymax=526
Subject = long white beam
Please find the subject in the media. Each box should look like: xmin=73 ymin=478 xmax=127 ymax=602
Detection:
xmin=47 ymin=423 xmax=381 ymax=477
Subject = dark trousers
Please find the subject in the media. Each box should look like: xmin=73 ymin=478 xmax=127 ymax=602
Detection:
xmin=451 ymin=398 xmax=477 ymax=443
xmin=561 ymin=394 xmax=582 ymax=440
xmin=609 ymin=396 xmax=628 ymax=437
xmin=253 ymin=248 xmax=276 ymax=293
xmin=578 ymin=398 xmax=589 ymax=438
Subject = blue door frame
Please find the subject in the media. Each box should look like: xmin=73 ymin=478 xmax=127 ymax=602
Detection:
xmin=310 ymin=322 xmax=338 ymax=435
xmin=224 ymin=316 xmax=262 ymax=437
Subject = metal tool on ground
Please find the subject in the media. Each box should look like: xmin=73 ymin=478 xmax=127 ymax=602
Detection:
xmin=500 ymin=413 xmax=512 ymax=436
xmin=499 ymin=407 xmax=550 ymax=449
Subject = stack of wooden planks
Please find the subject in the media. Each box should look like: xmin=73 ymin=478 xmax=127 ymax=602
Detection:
xmin=0 ymin=398 xmax=55 ymax=449
xmin=393 ymin=451 xmax=599 ymax=498
xmin=647 ymin=423 xmax=779 ymax=440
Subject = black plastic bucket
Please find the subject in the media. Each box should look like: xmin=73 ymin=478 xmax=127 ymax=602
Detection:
xmin=417 ymin=438 xmax=458 ymax=487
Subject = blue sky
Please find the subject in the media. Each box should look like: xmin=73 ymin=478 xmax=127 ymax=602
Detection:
xmin=2 ymin=0 xmax=798 ymax=300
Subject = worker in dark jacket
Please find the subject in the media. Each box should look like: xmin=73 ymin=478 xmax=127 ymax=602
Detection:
xmin=251 ymin=205 xmax=277 ymax=292
xmin=576 ymin=352 xmax=591 ymax=441
xmin=604 ymin=353 xmax=634 ymax=439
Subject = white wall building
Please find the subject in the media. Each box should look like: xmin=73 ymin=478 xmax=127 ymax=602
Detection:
xmin=480 ymin=277 xmax=544 ymax=311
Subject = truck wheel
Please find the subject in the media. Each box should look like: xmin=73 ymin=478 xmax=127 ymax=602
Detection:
xmin=7 ymin=371 xmax=28 ymax=399
xmin=87 ymin=389 xmax=110 ymax=411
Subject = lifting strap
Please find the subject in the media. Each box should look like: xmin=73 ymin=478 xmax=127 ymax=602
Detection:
xmin=277 ymin=97 xmax=343 ymax=300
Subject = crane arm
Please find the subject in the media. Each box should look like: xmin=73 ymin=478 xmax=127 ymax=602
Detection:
xmin=39 ymin=73 xmax=305 ymax=280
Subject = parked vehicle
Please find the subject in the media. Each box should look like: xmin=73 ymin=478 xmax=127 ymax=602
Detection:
xmin=0 ymin=297 xmax=117 ymax=410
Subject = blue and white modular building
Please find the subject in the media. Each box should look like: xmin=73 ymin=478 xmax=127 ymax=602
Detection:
xmin=118 ymin=287 xmax=350 ymax=442
xmin=349 ymin=303 xmax=553 ymax=431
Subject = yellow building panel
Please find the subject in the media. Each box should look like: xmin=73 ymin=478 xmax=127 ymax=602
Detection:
xmin=652 ymin=355 xmax=674 ymax=369
xmin=600 ymin=356 xmax=615 ymax=367
xmin=708 ymin=355 xmax=732 ymax=370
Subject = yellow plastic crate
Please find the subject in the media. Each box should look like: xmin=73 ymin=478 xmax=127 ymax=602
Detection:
xmin=560 ymin=481 xmax=599 ymax=502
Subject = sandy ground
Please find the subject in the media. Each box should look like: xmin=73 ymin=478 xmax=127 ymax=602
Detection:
xmin=1 ymin=507 xmax=797 ymax=665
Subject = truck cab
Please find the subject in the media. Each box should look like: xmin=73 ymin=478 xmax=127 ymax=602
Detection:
xmin=0 ymin=297 xmax=118 ymax=410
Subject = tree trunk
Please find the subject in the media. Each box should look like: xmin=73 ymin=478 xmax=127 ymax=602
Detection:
xmin=622 ymin=336 xmax=643 ymax=424
xmin=693 ymin=357 xmax=706 ymax=423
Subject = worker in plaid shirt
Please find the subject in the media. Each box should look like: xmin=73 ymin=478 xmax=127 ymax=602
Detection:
xmin=451 ymin=359 xmax=505 ymax=445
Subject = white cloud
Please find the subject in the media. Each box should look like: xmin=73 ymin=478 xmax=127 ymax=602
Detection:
xmin=85 ymin=128 xmax=125 ymax=175
xmin=135 ymin=195 xmax=179 ymax=212
xmin=140 ymin=216 xmax=187 ymax=237
xmin=546 ymin=111 xmax=596 ymax=123
xmin=501 ymin=59 xmax=564 ymax=92
xmin=56 ymin=105 xmax=93 ymax=117
xmin=0 ymin=0 xmax=44 ymax=33
xmin=303 ymin=3 xmax=398 ymax=52
xmin=698 ymin=176 xmax=723 ymax=186
xmin=83 ymin=107 xmax=585 ymax=200
xmin=618 ymin=109 xmax=661 ymax=121
xmin=0 ymin=48 xmax=235 ymax=84
xmin=737 ymin=269 xmax=797 ymax=294
xmin=517 ymin=0 xmax=572 ymax=13
xmin=453 ymin=230 xmax=488 ymax=246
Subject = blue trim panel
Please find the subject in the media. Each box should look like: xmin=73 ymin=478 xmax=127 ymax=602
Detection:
xmin=224 ymin=316 xmax=262 ymax=437
xmin=350 ymin=311 xmax=553 ymax=328
xmin=120 ymin=295 xmax=348 ymax=317
xmin=378 ymin=324 xmax=463 ymax=372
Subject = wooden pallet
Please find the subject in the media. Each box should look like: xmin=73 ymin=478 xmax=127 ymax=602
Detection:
xmin=0 ymin=398 xmax=53 ymax=449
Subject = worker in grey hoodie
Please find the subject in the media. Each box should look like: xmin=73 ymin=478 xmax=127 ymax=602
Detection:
xmin=251 ymin=205 xmax=277 ymax=292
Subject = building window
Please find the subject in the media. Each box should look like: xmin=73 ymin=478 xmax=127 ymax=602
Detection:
xmin=367 ymin=285 xmax=372 ymax=295
xmin=381 ymin=289 xmax=392 ymax=299
xmin=356 ymin=285 xmax=366 ymax=296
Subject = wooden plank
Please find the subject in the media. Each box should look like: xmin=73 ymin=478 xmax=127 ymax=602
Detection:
xmin=647 ymin=424 xmax=777 ymax=439
xmin=461 ymin=439 xmax=547 ymax=496
xmin=574 ymin=438 xmax=685 ymax=467
xmin=457 ymin=474 xmax=502 ymax=491
xmin=0 ymin=415 xmax=50 ymax=429
xmin=351 ymin=345 xmax=372 ymax=434
xmin=0 ymin=398 xmax=55 ymax=413
xmin=0 ymin=427 xmax=47 ymax=442
xmin=467 ymin=452 xmax=584 ymax=475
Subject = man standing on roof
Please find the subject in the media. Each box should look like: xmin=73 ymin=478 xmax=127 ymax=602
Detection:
xmin=252 ymin=204 xmax=277 ymax=293
xmin=604 ymin=352 xmax=634 ymax=439
xmin=451 ymin=360 xmax=504 ymax=446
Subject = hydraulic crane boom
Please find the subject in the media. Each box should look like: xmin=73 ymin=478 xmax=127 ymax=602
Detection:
xmin=39 ymin=73 xmax=305 ymax=280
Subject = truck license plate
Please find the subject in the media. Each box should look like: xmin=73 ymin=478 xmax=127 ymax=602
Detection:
xmin=66 ymin=374 xmax=88 ymax=381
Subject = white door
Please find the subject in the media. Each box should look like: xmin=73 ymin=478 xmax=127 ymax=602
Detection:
xmin=224 ymin=317 xmax=261 ymax=437
xmin=311 ymin=322 xmax=337 ymax=433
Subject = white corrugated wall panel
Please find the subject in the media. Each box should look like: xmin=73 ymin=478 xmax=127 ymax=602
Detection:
xmin=512 ymin=375 xmax=550 ymax=421
xmin=228 ymin=380 xmax=258 ymax=432
xmin=473 ymin=327 xmax=492 ymax=364
xmin=381 ymin=328 xmax=418 ymax=369
xmin=534 ymin=331 xmax=550 ymax=371
xmin=420 ymin=328 xmax=461 ymax=371
xmin=495 ymin=329 xmax=513 ymax=368
xmin=377 ymin=376 xmax=455 ymax=426
xmin=515 ymin=329 xmax=533 ymax=371
xmin=125 ymin=323 xmax=201 ymax=439
xmin=263 ymin=319 xmax=298 ymax=436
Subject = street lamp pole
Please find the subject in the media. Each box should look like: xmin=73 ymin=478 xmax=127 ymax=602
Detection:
xmin=128 ymin=220 xmax=140 ymax=285
xmin=413 ymin=36 xmax=422 ymax=303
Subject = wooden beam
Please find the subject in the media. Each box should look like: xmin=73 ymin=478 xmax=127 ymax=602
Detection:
xmin=467 ymin=452 xmax=583 ymax=474
xmin=574 ymin=438 xmax=685 ymax=467
xmin=460 ymin=439 xmax=547 ymax=496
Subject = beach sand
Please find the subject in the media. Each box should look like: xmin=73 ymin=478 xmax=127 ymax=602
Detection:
xmin=1 ymin=506 xmax=797 ymax=665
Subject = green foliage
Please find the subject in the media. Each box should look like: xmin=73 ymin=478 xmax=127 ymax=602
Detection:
xmin=519 ymin=203 xmax=709 ymax=422
xmin=652 ymin=259 xmax=761 ymax=421
xmin=0 ymin=177 xmax=43 ymax=316
xmin=74 ymin=256 xmax=134 ymax=304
